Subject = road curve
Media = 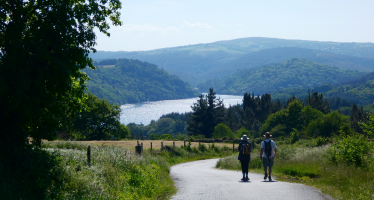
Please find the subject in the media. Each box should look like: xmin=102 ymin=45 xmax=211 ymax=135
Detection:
xmin=170 ymin=158 xmax=331 ymax=200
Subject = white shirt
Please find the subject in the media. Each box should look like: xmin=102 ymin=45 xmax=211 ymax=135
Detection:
xmin=261 ymin=139 xmax=277 ymax=158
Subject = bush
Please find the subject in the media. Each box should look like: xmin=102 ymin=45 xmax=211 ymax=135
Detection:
xmin=315 ymin=136 xmax=331 ymax=147
xmin=159 ymin=133 xmax=174 ymax=140
xmin=149 ymin=133 xmax=159 ymax=140
xmin=290 ymin=128 xmax=299 ymax=144
xmin=330 ymin=133 xmax=372 ymax=167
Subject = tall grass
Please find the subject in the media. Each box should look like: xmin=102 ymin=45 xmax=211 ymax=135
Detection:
xmin=1 ymin=141 xmax=234 ymax=199
xmin=217 ymin=139 xmax=374 ymax=199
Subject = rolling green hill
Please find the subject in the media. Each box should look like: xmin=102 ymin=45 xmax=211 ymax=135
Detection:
xmin=197 ymin=58 xmax=366 ymax=95
xmin=90 ymin=37 xmax=374 ymax=86
xmin=84 ymin=59 xmax=198 ymax=105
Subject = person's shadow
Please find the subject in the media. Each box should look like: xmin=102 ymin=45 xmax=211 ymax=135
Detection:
xmin=238 ymin=181 xmax=252 ymax=183
xmin=261 ymin=180 xmax=277 ymax=182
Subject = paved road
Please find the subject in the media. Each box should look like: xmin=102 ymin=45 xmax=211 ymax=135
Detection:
xmin=170 ymin=159 xmax=331 ymax=200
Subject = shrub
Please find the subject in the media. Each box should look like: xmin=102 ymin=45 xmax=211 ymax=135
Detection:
xmin=315 ymin=136 xmax=330 ymax=147
xmin=159 ymin=133 xmax=174 ymax=140
xmin=149 ymin=133 xmax=159 ymax=140
xmin=330 ymin=133 xmax=372 ymax=167
xmin=290 ymin=128 xmax=299 ymax=144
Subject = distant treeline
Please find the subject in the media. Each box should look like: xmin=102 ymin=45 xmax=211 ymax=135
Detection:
xmin=128 ymin=88 xmax=370 ymax=140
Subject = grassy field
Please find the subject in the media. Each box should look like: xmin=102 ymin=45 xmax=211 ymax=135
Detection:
xmin=74 ymin=140 xmax=233 ymax=150
xmin=217 ymin=138 xmax=374 ymax=200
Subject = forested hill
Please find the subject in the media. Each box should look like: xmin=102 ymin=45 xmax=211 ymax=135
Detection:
xmin=197 ymin=58 xmax=366 ymax=95
xmin=84 ymin=59 xmax=198 ymax=104
xmin=271 ymin=72 xmax=374 ymax=106
xmin=90 ymin=37 xmax=374 ymax=86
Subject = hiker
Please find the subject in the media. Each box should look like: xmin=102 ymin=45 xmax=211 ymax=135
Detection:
xmin=238 ymin=134 xmax=252 ymax=181
xmin=260 ymin=132 xmax=277 ymax=181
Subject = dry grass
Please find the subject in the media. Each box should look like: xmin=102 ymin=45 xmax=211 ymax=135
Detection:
xmin=69 ymin=140 xmax=233 ymax=150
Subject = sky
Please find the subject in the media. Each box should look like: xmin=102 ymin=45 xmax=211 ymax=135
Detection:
xmin=95 ymin=0 xmax=374 ymax=51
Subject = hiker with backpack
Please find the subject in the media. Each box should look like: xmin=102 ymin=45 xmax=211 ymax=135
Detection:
xmin=260 ymin=132 xmax=277 ymax=181
xmin=237 ymin=134 xmax=252 ymax=181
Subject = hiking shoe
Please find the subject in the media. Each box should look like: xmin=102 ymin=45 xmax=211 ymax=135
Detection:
xmin=264 ymin=174 xmax=268 ymax=180
xmin=246 ymin=177 xmax=250 ymax=181
xmin=241 ymin=177 xmax=246 ymax=181
xmin=269 ymin=176 xmax=272 ymax=181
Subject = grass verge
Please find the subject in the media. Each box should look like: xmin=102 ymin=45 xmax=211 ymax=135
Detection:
xmin=217 ymin=139 xmax=374 ymax=200
xmin=1 ymin=141 xmax=232 ymax=199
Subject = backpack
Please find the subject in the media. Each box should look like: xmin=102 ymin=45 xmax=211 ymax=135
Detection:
xmin=242 ymin=142 xmax=251 ymax=155
xmin=264 ymin=140 xmax=272 ymax=157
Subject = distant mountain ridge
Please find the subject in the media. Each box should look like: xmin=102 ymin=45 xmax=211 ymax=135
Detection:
xmin=84 ymin=59 xmax=198 ymax=104
xmin=197 ymin=58 xmax=367 ymax=95
xmin=270 ymin=72 xmax=374 ymax=106
xmin=90 ymin=37 xmax=374 ymax=86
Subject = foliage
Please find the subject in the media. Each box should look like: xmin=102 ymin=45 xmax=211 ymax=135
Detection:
xmin=159 ymin=134 xmax=175 ymax=140
xmin=36 ymin=142 xmax=174 ymax=199
xmin=85 ymin=58 xmax=198 ymax=104
xmin=305 ymin=111 xmax=350 ymax=137
xmin=360 ymin=102 xmax=374 ymax=138
xmin=290 ymin=128 xmax=299 ymax=144
xmin=315 ymin=137 xmax=331 ymax=147
xmin=330 ymin=133 xmax=372 ymax=168
xmin=235 ymin=127 xmax=252 ymax=138
xmin=213 ymin=123 xmax=234 ymax=139
xmin=187 ymin=88 xmax=225 ymax=138
xmin=64 ymin=93 xmax=129 ymax=140
xmin=272 ymin=72 xmax=374 ymax=107
xmin=197 ymin=58 xmax=366 ymax=95
xmin=0 ymin=148 xmax=65 ymax=200
xmin=149 ymin=133 xmax=159 ymax=140
xmin=0 ymin=0 xmax=121 ymax=155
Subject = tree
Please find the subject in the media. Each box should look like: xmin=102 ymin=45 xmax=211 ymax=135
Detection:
xmin=360 ymin=102 xmax=374 ymax=138
xmin=0 ymin=0 xmax=121 ymax=154
xmin=187 ymin=88 xmax=224 ymax=138
xmin=67 ymin=93 xmax=127 ymax=140
xmin=213 ymin=123 xmax=234 ymax=139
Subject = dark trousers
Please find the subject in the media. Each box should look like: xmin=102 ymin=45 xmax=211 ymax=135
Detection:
xmin=240 ymin=160 xmax=249 ymax=174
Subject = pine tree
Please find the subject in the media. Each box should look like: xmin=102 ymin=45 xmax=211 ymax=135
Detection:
xmin=187 ymin=88 xmax=224 ymax=138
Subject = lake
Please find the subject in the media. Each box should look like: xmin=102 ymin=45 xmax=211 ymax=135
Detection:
xmin=120 ymin=94 xmax=243 ymax=125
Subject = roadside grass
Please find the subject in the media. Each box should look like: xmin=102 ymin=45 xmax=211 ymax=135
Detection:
xmin=2 ymin=140 xmax=233 ymax=199
xmin=217 ymin=139 xmax=374 ymax=200
xmin=40 ymin=141 xmax=175 ymax=199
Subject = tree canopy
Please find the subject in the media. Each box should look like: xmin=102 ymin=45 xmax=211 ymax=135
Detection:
xmin=0 ymin=0 xmax=121 ymax=154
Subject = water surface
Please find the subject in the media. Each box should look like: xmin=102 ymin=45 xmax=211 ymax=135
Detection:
xmin=120 ymin=94 xmax=243 ymax=125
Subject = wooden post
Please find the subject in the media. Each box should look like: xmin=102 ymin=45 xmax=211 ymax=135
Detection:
xmin=199 ymin=142 xmax=201 ymax=150
xmin=173 ymin=141 xmax=175 ymax=148
xmin=137 ymin=140 xmax=139 ymax=145
xmin=161 ymin=142 xmax=163 ymax=151
xmin=87 ymin=145 xmax=91 ymax=166
xmin=233 ymin=142 xmax=235 ymax=152
xmin=151 ymin=142 xmax=152 ymax=151
xmin=141 ymin=143 xmax=143 ymax=153
xmin=184 ymin=140 xmax=186 ymax=147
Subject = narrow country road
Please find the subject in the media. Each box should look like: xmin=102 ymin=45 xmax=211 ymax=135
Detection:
xmin=170 ymin=158 xmax=331 ymax=200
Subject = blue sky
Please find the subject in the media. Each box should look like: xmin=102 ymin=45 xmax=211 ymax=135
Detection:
xmin=95 ymin=0 xmax=374 ymax=51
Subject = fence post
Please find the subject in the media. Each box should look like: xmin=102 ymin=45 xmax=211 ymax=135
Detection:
xmin=173 ymin=141 xmax=175 ymax=148
xmin=151 ymin=142 xmax=152 ymax=151
xmin=161 ymin=142 xmax=163 ymax=151
xmin=199 ymin=142 xmax=201 ymax=150
xmin=141 ymin=143 xmax=143 ymax=153
xmin=184 ymin=140 xmax=186 ymax=147
xmin=87 ymin=145 xmax=91 ymax=166
xmin=233 ymin=142 xmax=235 ymax=152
